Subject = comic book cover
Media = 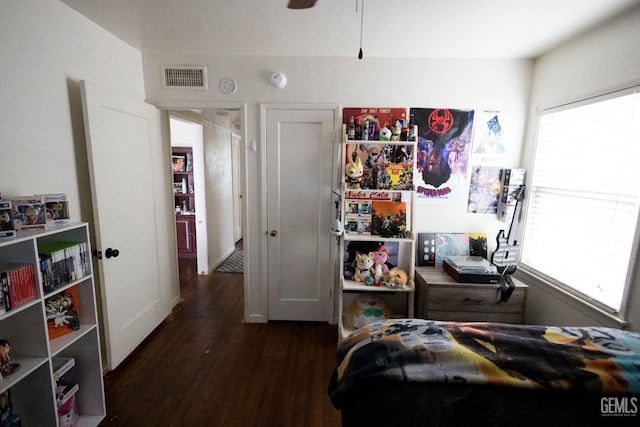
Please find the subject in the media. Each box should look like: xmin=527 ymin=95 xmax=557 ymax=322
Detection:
xmin=371 ymin=198 xmax=407 ymax=238
xmin=344 ymin=199 xmax=372 ymax=235
xmin=375 ymin=163 xmax=414 ymax=190
xmin=45 ymin=286 xmax=80 ymax=340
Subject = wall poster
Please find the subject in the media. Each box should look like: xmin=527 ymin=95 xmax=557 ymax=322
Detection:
xmin=471 ymin=110 xmax=511 ymax=165
xmin=410 ymin=108 xmax=475 ymax=205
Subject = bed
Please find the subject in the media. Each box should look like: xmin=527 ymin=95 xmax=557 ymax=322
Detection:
xmin=328 ymin=318 xmax=640 ymax=426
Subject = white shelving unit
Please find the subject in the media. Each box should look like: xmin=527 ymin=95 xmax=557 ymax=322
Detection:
xmin=337 ymin=124 xmax=417 ymax=339
xmin=0 ymin=223 xmax=105 ymax=426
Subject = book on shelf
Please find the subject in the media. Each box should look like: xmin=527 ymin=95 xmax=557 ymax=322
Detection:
xmin=45 ymin=285 xmax=80 ymax=341
xmin=39 ymin=241 xmax=90 ymax=293
xmin=52 ymin=357 xmax=76 ymax=381
xmin=56 ymin=376 xmax=79 ymax=407
xmin=0 ymin=263 xmax=37 ymax=312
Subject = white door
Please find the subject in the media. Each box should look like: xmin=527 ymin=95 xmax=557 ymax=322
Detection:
xmin=81 ymin=81 xmax=172 ymax=369
xmin=265 ymin=107 xmax=337 ymax=321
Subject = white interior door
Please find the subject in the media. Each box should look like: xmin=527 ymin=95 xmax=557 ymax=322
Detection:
xmin=265 ymin=107 xmax=336 ymax=321
xmin=81 ymin=80 xmax=171 ymax=369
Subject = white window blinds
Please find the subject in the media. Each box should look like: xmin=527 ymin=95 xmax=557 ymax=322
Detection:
xmin=521 ymin=89 xmax=640 ymax=311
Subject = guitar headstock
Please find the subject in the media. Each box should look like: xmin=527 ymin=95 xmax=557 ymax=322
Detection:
xmin=512 ymin=184 xmax=525 ymax=203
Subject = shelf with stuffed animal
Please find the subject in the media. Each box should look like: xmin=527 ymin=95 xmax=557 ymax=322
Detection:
xmin=337 ymin=119 xmax=417 ymax=340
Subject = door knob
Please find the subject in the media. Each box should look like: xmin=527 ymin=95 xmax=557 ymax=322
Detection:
xmin=269 ymin=230 xmax=278 ymax=237
xmin=105 ymin=248 xmax=120 ymax=258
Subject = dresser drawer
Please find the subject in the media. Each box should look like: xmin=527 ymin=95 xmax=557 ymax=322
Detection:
xmin=427 ymin=285 xmax=526 ymax=314
xmin=427 ymin=310 xmax=524 ymax=324
xmin=415 ymin=267 xmax=528 ymax=323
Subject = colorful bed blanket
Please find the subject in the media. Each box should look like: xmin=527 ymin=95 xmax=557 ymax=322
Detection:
xmin=331 ymin=319 xmax=640 ymax=403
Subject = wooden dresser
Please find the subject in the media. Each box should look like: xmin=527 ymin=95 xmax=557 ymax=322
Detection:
xmin=415 ymin=267 xmax=528 ymax=323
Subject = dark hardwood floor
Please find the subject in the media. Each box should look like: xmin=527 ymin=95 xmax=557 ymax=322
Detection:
xmin=99 ymin=250 xmax=341 ymax=426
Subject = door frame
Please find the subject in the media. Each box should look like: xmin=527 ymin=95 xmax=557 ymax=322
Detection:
xmin=155 ymin=101 xmax=249 ymax=304
xmin=260 ymin=103 xmax=341 ymax=322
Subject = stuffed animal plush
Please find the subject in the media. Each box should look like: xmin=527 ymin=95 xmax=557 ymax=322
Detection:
xmin=346 ymin=293 xmax=393 ymax=329
xmin=383 ymin=267 xmax=409 ymax=288
xmin=354 ymin=252 xmax=375 ymax=285
xmin=371 ymin=246 xmax=390 ymax=285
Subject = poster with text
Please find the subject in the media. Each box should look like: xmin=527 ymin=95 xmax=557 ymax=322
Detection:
xmin=471 ymin=110 xmax=511 ymax=165
xmin=411 ymin=108 xmax=475 ymax=205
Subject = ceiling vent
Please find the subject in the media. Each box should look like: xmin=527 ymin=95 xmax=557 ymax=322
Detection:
xmin=161 ymin=66 xmax=208 ymax=90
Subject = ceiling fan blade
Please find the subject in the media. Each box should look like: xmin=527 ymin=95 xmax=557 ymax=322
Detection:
xmin=287 ymin=0 xmax=318 ymax=9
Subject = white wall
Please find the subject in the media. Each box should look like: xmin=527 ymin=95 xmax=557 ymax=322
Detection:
xmin=520 ymin=5 xmax=640 ymax=331
xmin=201 ymin=115 xmax=236 ymax=269
xmin=0 ymin=0 xmax=145 ymax=218
xmin=0 ymin=0 xmax=181 ymax=357
xmin=144 ymin=54 xmax=534 ymax=322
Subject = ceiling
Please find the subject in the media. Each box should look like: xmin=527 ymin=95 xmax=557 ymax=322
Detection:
xmin=59 ymin=0 xmax=640 ymax=59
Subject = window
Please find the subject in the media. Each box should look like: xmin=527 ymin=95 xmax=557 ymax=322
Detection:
xmin=521 ymin=88 xmax=640 ymax=312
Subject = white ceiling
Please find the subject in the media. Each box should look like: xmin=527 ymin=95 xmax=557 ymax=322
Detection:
xmin=59 ymin=0 xmax=640 ymax=59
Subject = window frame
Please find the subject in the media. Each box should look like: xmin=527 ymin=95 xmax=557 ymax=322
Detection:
xmin=517 ymin=85 xmax=640 ymax=322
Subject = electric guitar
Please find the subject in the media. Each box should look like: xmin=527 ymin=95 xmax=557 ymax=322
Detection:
xmin=491 ymin=185 xmax=525 ymax=302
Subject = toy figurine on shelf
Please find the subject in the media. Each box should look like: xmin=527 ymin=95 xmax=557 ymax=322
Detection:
xmin=0 ymin=389 xmax=22 ymax=427
xmin=378 ymin=126 xmax=392 ymax=141
xmin=345 ymin=155 xmax=364 ymax=189
xmin=0 ymin=339 xmax=21 ymax=378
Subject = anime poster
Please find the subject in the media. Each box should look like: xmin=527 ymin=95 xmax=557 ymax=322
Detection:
xmin=472 ymin=110 xmax=509 ymax=165
xmin=410 ymin=108 xmax=475 ymax=205
xmin=467 ymin=166 xmax=502 ymax=214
